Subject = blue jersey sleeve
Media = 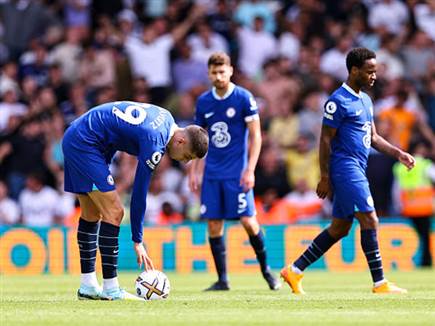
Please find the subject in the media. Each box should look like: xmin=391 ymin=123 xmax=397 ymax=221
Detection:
xmin=130 ymin=141 xmax=165 ymax=243
xmin=322 ymin=98 xmax=345 ymax=128
xmin=130 ymin=161 xmax=153 ymax=243
xmin=242 ymin=91 xmax=259 ymax=122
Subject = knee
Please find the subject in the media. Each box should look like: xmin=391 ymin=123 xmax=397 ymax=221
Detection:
xmin=241 ymin=217 xmax=260 ymax=236
xmin=360 ymin=215 xmax=378 ymax=229
xmin=328 ymin=224 xmax=352 ymax=239
xmin=104 ymin=205 xmax=124 ymax=226
xmin=208 ymin=220 xmax=224 ymax=237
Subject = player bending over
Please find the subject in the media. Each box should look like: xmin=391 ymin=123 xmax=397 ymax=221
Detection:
xmin=189 ymin=52 xmax=280 ymax=291
xmin=281 ymin=47 xmax=415 ymax=294
xmin=62 ymin=101 xmax=208 ymax=300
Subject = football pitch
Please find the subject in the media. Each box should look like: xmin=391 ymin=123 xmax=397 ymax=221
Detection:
xmin=1 ymin=270 xmax=434 ymax=326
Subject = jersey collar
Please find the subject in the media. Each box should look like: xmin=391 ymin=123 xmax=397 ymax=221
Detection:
xmin=212 ymin=82 xmax=235 ymax=100
xmin=342 ymin=83 xmax=361 ymax=98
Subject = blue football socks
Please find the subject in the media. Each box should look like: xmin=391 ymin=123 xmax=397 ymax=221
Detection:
xmin=98 ymin=222 xmax=120 ymax=279
xmin=361 ymin=229 xmax=385 ymax=283
xmin=209 ymin=236 xmax=228 ymax=283
xmin=294 ymin=229 xmax=337 ymax=271
xmin=249 ymin=230 xmax=268 ymax=273
xmin=77 ymin=218 xmax=99 ymax=274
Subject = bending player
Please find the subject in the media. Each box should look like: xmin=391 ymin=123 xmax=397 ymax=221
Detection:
xmin=62 ymin=101 xmax=208 ymax=300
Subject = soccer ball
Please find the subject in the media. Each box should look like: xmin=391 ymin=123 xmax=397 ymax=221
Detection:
xmin=135 ymin=270 xmax=170 ymax=300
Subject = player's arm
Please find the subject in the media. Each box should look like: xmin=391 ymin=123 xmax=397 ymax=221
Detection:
xmin=316 ymin=124 xmax=337 ymax=199
xmin=130 ymin=161 xmax=155 ymax=270
xmin=371 ymin=121 xmax=415 ymax=170
xmin=187 ymin=158 xmax=205 ymax=192
xmin=171 ymin=4 xmax=204 ymax=43
xmin=241 ymin=117 xmax=262 ymax=191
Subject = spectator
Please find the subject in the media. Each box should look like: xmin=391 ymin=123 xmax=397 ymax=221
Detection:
xmin=393 ymin=141 xmax=434 ymax=267
xmin=18 ymin=173 xmax=63 ymax=226
xmin=124 ymin=5 xmax=203 ymax=105
xmin=234 ymin=0 xmax=276 ymax=33
xmin=237 ymin=16 xmax=277 ymax=79
xmin=172 ymin=40 xmax=209 ymax=94
xmin=284 ymin=179 xmax=324 ymax=223
xmin=368 ymin=0 xmax=409 ymax=35
xmin=187 ymin=20 xmax=229 ymax=65
xmin=0 ymin=180 xmax=20 ymax=225
xmin=378 ymin=89 xmax=435 ymax=151
xmin=49 ymin=26 xmax=83 ymax=83
xmin=285 ymin=133 xmax=319 ymax=190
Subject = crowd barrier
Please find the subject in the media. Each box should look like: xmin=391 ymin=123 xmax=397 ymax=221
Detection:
xmin=0 ymin=219 xmax=433 ymax=274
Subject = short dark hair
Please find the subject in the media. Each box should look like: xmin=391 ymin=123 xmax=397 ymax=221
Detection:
xmin=208 ymin=52 xmax=231 ymax=67
xmin=346 ymin=47 xmax=376 ymax=73
xmin=186 ymin=125 xmax=209 ymax=158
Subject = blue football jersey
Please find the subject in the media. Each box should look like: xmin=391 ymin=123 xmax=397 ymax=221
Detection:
xmin=69 ymin=101 xmax=176 ymax=242
xmin=322 ymin=83 xmax=374 ymax=181
xmin=195 ymin=83 xmax=259 ymax=179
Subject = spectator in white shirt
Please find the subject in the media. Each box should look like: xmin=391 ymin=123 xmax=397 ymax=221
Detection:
xmin=124 ymin=5 xmax=204 ymax=105
xmin=0 ymin=180 xmax=20 ymax=225
xmin=368 ymin=0 xmax=409 ymax=35
xmin=237 ymin=16 xmax=277 ymax=79
xmin=187 ymin=20 xmax=229 ymax=65
xmin=320 ymin=34 xmax=353 ymax=81
xmin=18 ymin=173 xmax=63 ymax=227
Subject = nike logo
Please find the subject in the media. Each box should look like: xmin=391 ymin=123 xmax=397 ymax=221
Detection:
xmin=356 ymin=109 xmax=363 ymax=116
xmin=205 ymin=112 xmax=215 ymax=119
xmin=113 ymin=249 xmax=119 ymax=254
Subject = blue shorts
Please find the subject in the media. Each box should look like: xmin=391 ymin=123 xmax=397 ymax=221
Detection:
xmin=331 ymin=176 xmax=375 ymax=220
xmin=62 ymin=127 xmax=116 ymax=194
xmin=200 ymin=178 xmax=256 ymax=220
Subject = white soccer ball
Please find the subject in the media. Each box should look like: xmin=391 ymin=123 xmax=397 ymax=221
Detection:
xmin=135 ymin=270 xmax=170 ymax=300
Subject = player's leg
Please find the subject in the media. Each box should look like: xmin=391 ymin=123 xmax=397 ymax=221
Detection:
xmin=355 ymin=211 xmax=407 ymax=293
xmin=76 ymin=194 xmax=103 ymax=300
xmin=280 ymin=217 xmax=352 ymax=294
xmin=87 ymin=190 xmax=141 ymax=300
xmin=410 ymin=217 xmax=432 ymax=267
xmin=201 ymin=179 xmax=229 ymax=291
xmin=240 ymin=215 xmax=281 ymax=290
xmin=205 ymin=219 xmax=230 ymax=290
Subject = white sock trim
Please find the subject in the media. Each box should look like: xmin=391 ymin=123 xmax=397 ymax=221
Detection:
xmin=374 ymin=279 xmax=387 ymax=287
xmin=103 ymin=277 xmax=119 ymax=291
xmin=291 ymin=264 xmax=303 ymax=274
xmin=81 ymin=272 xmax=99 ymax=287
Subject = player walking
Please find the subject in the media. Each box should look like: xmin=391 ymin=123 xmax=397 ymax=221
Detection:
xmin=189 ymin=52 xmax=280 ymax=291
xmin=280 ymin=48 xmax=415 ymax=294
xmin=62 ymin=101 xmax=208 ymax=300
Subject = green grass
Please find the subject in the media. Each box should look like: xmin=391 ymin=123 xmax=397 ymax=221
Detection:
xmin=1 ymin=270 xmax=434 ymax=325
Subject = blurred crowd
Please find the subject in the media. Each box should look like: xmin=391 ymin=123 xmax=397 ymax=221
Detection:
xmin=0 ymin=0 xmax=434 ymax=228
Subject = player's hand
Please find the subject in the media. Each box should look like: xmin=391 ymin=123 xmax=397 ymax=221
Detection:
xmin=316 ymin=176 xmax=331 ymax=199
xmin=133 ymin=242 xmax=154 ymax=271
xmin=398 ymin=151 xmax=416 ymax=170
xmin=240 ymin=168 xmax=255 ymax=192
xmin=188 ymin=172 xmax=200 ymax=192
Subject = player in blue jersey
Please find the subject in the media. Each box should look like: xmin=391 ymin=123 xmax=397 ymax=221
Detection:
xmin=280 ymin=48 xmax=416 ymax=294
xmin=62 ymin=101 xmax=208 ymax=300
xmin=188 ymin=52 xmax=280 ymax=291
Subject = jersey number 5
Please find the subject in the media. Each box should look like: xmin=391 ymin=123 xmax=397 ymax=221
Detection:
xmin=112 ymin=102 xmax=150 ymax=125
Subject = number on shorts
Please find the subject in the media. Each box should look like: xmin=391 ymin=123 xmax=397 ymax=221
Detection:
xmin=238 ymin=193 xmax=247 ymax=214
